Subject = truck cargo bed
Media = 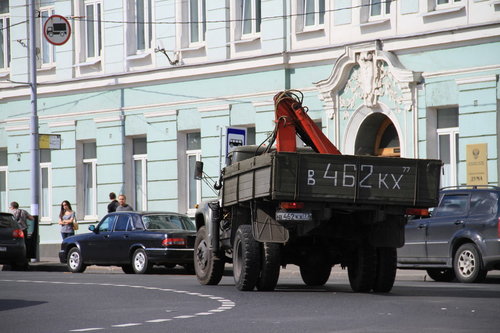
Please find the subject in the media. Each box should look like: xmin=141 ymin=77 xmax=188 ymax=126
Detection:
xmin=222 ymin=152 xmax=441 ymax=208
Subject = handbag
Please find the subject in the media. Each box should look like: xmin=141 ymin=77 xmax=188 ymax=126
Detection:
xmin=72 ymin=217 xmax=79 ymax=231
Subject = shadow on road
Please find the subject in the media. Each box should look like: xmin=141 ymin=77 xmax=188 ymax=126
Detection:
xmin=0 ymin=299 xmax=47 ymax=311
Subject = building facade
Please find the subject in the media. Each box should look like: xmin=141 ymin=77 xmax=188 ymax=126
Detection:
xmin=0 ymin=0 xmax=499 ymax=255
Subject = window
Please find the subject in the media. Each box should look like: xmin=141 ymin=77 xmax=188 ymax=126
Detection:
xmin=470 ymin=192 xmax=498 ymax=216
xmin=40 ymin=150 xmax=52 ymax=221
xmin=0 ymin=1 xmax=10 ymax=70
xmin=436 ymin=0 xmax=462 ymax=7
xmin=83 ymin=142 xmax=97 ymax=218
xmin=241 ymin=0 xmax=261 ymax=36
xmin=40 ymin=7 xmax=56 ymax=66
xmin=303 ymin=0 xmax=324 ymax=27
xmin=114 ymin=214 xmax=132 ymax=231
xmin=84 ymin=0 xmax=102 ymax=59
xmin=0 ymin=149 xmax=7 ymax=211
xmin=435 ymin=194 xmax=468 ymax=217
xmin=247 ymin=127 xmax=256 ymax=145
xmin=186 ymin=132 xmax=201 ymax=214
xmin=189 ymin=0 xmax=206 ymax=44
xmin=97 ymin=215 xmax=116 ymax=232
xmin=133 ymin=138 xmax=147 ymax=211
xmin=437 ymin=108 xmax=459 ymax=187
xmin=370 ymin=0 xmax=391 ymax=18
xmin=130 ymin=0 xmax=153 ymax=52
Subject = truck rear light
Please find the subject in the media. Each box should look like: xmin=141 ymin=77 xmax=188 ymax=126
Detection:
xmin=406 ymin=208 xmax=429 ymax=216
xmin=12 ymin=229 xmax=25 ymax=238
xmin=162 ymin=238 xmax=186 ymax=247
xmin=280 ymin=202 xmax=305 ymax=210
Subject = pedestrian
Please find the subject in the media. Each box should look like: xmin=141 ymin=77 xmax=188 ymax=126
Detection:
xmin=107 ymin=192 xmax=119 ymax=213
xmin=9 ymin=201 xmax=34 ymax=246
xmin=116 ymin=194 xmax=134 ymax=211
xmin=58 ymin=200 xmax=76 ymax=239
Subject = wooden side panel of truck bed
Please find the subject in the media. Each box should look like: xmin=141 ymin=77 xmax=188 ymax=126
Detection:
xmin=222 ymin=152 xmax=441 ymax=208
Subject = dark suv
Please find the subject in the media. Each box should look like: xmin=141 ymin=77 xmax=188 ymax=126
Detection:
xmin=398 ymin=186 xmax=500 ymax=283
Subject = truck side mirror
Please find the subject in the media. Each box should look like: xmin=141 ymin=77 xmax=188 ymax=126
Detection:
xmin=194 ymin=161 xmax=203 ymax=180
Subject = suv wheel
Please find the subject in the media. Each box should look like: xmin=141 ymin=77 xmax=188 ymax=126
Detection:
xmin=453 ymin=243 xmax=487 ymax=283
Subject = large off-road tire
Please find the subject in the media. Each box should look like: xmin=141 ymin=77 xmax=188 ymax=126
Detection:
xmin=194 ymin=226 xmax=224 ymax=285
xmin=454 ymin=243 xmax=487 ymax=283
xmin=132 ymin=248 xmax=151 ymax=274
xmin=67 ymin=247 xmax=87 ymax=273
xmin=348 ymin=244 xmax=376 ymax=292
xmin=256 ymin=242 xmax=281 ymax=291
xmin=426 ymin=268 xmax=455 ymax=282
xmin=299 ymin=251 xmax=332 ymax=287
xmin=373 ymin=247 xmax=397 ymax=292
xmin=233 ymin=224 xmax=261 ymax=291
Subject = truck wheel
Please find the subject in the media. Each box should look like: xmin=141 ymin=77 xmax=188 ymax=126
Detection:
xmin=373 ymin=247 xmax=397 ymax=292
xmin=256 ymin=243 xmax=281 ymax=291
xmin=453 ymin=243 xmax=487 ymax=283
xmin=300 ymin=262 xmax=332 ymax=286
xmin=233 ymin=224 xmax=261 ymax=291
xmin=299 ymin=250 xmax=331 ymax=286
xmin=348 ymin=244 xmax=376 ymax=292
xmin=426 ymin=268 xmax=455 ymax=282
xmin=194 ymin=226 xmax=224 ymax=285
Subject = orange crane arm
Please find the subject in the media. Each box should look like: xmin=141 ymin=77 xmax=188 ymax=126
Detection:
xmin=273 ymin=91 xmax=342 ymax=155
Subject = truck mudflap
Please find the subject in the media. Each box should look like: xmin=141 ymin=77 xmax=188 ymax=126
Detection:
xmin=223 ymin=152 xmax=441 ymax=208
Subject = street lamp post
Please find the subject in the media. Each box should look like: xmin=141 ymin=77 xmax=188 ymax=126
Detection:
xmin=29 ymin=0 xmax=40 ymax=260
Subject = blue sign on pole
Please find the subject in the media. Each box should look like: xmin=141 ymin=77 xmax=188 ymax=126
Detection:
xmin=226 ymin=127 xmax=247 ymax=157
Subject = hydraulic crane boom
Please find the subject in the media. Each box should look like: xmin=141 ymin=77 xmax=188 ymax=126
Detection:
xmin=273 ymin=91 xmax=342 ymax=155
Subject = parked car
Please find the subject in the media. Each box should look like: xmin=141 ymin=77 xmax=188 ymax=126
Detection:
xmin=0 ymin=212 xmax=28 ymax=269
xmin=59 ymin=212 xmax=196 ymax=274
xmin=398 ymin=186 xmax=500 ymax=283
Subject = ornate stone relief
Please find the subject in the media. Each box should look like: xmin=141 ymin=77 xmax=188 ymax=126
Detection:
xmin=315 ymin=42 xmax=421 ymax=121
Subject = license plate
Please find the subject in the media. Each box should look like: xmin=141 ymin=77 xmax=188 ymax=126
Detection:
xmin=276 ymin=211 xmax=312 ymax=221
xmin=0 ymin=247 xmax=6 ymax=252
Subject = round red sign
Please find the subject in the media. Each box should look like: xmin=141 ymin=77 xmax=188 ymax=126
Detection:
xmin=43 ymin=15 xmax=71 ymax=46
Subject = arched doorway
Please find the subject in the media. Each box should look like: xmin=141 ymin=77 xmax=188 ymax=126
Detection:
xmin=354 ymin=113 xmax=400 ymax=157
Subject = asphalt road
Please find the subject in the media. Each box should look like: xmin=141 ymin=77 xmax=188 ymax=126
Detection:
xmin=1 ymin=266 xmax=500 ymax=333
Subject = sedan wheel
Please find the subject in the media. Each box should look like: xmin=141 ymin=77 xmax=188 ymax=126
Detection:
xmin=67 ymin=247 xmax=87 ymax=273
xmin=454 ymin=243 xmax=487 ymax=283
xmin=132 ymin=248 xmax=151 ymax=274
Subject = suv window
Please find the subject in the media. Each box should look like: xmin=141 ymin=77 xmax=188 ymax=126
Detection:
xmin=470 ymin=192 xmax=498 ymax=216
xmin=434 ymin=194 xmax=468 ymax=217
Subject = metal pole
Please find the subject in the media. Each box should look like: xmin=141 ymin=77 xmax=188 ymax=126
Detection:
xmin=29 ymin=0 xmax=40 ymax=261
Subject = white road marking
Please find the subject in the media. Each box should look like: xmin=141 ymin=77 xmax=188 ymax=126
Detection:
xmin=69 ymin=328 xmax=104 ymax=332
xmin=111 ymin=323 xmax=142 ymax=328
xmin=2 ymin=279 xmax=236 ymax=331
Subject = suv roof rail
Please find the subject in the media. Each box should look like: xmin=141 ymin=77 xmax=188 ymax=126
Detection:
xmin=441 ymin=185 xmax=500 ymax=191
